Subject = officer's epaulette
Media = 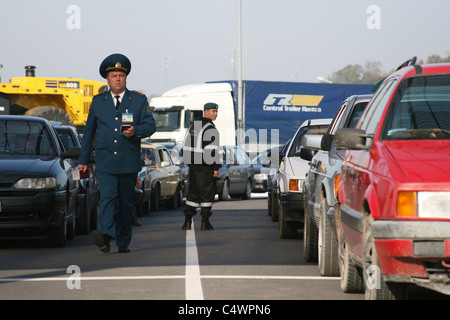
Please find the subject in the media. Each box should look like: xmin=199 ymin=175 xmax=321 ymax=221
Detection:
xmin=94 ymin=91 xmax=107 ymax=98
xmin=132 ymin=90 xmax=145 ymax=96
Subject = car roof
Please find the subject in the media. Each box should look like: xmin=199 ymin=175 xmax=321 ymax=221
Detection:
xmin=388 ymin=63 xmax=450 ymax=80
xmin=0 ymin=115 xmax=48 ymax=122
xmin=141 ymin=143 xmax=166 ymax=149
xmin=299 ymin=118 xmax=333 ymax=127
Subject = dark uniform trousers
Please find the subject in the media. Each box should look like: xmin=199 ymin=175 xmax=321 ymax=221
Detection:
xmin=185 ymin=165 xmax=216 ymax=218
xmin=97 ymin=172 xmax=137 ymax=248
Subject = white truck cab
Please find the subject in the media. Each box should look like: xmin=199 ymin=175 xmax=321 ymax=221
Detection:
xmin=149 ymin=83 xmax=236 ymax=146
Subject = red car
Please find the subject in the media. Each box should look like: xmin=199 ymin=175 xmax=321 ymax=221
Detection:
xmin=334 ymin=58 xmax=450 ymax=299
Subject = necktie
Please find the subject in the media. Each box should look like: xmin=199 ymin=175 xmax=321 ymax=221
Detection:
xmin=115 ymin=95 xmax=120 ymax=111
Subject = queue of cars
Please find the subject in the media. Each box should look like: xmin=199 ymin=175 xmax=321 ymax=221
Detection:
xmin=286 ymin=58 xmax=450 ymax=299
xmin=0 ymin=116 xmax=79 ymax=247
xmin=0 ymin=115 xmax=256 ymax=248
xmin=301 ymin=94 xmax=372 ymax=276
xmin=3 ymin=59 xmax=449 ymax=300
xmin=0 ymin=115 xmax=185 ymax=247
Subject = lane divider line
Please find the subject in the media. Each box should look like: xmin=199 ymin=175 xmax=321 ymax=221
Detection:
xmin=0 ymin=275 xmax=339 ymax=282
xmin=185 ymin=221 xmax=204 ymax=300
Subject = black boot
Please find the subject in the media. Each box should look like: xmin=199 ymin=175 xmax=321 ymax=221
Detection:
xmin=201 ymin=218 xmax=214 ymax=230
xmin=182 ymin=216 xmax=192 ymax=230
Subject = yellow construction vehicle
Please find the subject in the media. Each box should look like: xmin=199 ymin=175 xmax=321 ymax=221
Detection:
xmin=0 ymin=66 xmax=107 ymax=130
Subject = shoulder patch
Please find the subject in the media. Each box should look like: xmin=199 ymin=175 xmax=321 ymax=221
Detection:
xmin=132 ymin=90 xmax=145 ymax=96
xmin=94 ymin=91 xmax=107 ymax=98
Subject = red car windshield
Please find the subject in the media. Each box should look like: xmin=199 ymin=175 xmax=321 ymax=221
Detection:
xmin=382 ymin=74 xmax=450 ymax=140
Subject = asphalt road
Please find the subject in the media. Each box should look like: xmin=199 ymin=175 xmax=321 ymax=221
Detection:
xmin=1 ymin=194 xmax=447 ymax=304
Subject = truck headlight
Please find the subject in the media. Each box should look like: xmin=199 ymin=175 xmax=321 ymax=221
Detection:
xmin=14 ymin=177 xmax=56 ymax=189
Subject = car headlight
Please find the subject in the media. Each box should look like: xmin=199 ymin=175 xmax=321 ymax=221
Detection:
xmin=14 ymin=177 xmax=56 ymax=189
xmin=254 ymin=173 xmax=268 ymax=180
xmin=397 ymin=191 xmax=450 ymax=218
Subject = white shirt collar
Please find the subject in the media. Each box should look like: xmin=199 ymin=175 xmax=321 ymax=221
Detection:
xmin=111 ymin=90 xmax=125 ymax=102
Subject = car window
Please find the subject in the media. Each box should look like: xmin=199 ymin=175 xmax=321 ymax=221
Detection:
xmin=345 ymin=101 xmax=369 ymax=129
xmin=381 ymin=74 xmax=450 ymax=140
xmin=288 ymin=125 xmax=329 ymax=157
xmin=328 ymin=102 xmax=348 ymax=134
xmin=57 ymin=129 xmax=77 ymax=149
xmin=251 ymin=149 xmax=271 ymax=165
xmin=157 ymin=149 xmax=164 ymax=163
xmin=184 ymin=110 xmax=203 ymax=128
xmin=0 ymin=120 xmax=57 ymax=156
xmin=162 ymin=149 xmax=174 ymax=164
xmin=220 ymin=147 xmax=236 ymax=164
xmin=142 ymin=148 xmax=156 ymax=163
xmin=359 ymin=78 xmax=398 ymax=135
xmin=235 ymin=147 xmax=250 ymax=164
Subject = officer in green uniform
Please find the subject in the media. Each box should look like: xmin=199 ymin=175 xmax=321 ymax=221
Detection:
xmin=78 ymin=53 xmax=156 ymax=253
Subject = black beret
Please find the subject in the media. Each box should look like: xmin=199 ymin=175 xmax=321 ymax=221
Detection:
xmin=204 ymin=102 xmax=219 ymax=109
xmin=99 ymin=53 xmax=131 ymax=78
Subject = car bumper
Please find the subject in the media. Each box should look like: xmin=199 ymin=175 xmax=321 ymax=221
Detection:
xmin=280 ymin=192 xmax=304 ymax=222
xmin=0 ymin=190 xmax=67 ymax=229
xmin=252 ymin=179 xmax=267 ymax=192
xmin=371 ymin=220 xmax=450 ymax=295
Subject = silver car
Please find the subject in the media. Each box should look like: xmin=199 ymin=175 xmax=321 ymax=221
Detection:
xmin=301 ymin=94 xmax=372 ymax=276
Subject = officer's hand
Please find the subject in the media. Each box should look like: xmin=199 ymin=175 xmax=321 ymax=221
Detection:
xmin=123 ymin=126 xmax=135 ymax=137
xmin=78 ymin=164 xmax=88 ymax=173
xmin=213 ymin=170 xmax=220 ymax=178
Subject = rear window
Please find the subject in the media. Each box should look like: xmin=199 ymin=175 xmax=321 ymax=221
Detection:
xmin=382 ymin=74 xmax=450 ymax=140
xmin=0 ymin=120 xmax=57 ymax=156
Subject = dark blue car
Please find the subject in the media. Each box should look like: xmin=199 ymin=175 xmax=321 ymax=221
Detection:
xmin=0 ymin=115 xmax=80 ymax=247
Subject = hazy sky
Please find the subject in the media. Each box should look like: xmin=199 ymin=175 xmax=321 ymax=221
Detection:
xmin=1 ymin=0 xmax=449 ymax=96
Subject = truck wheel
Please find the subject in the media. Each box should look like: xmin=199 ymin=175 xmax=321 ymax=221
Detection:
xmin=25 ymin=106 xmax=73 ymax=125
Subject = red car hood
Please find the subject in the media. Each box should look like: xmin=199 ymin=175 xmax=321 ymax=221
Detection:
xmin=384 ymin=140 xmax=450 ymax=183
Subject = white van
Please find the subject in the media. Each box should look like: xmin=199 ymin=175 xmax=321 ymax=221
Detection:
xmin=149 ymin=83 xmax=237 ymax=146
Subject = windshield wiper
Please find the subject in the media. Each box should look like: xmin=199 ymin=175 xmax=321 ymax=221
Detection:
xmin=387 ymin=128 xmax=450 ymax=138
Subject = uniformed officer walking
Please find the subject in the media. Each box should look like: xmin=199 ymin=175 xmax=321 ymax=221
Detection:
xmin=78 ymin=53 xmax=156 ymax=253
xmin=182 ymin=102 xmax=221 ymax=230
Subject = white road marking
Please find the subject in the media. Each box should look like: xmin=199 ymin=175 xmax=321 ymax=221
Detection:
xmin=185 ymin=221 xmax=204 ymax=300
xmin=0 ymin=275 xmax=339 ymax=282
xmin=0 ymin=217 xmax=340 ymax=287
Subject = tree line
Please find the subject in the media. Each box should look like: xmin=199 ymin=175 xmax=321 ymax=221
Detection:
xmin=327 ymin=53 xmax=450 ymax=85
